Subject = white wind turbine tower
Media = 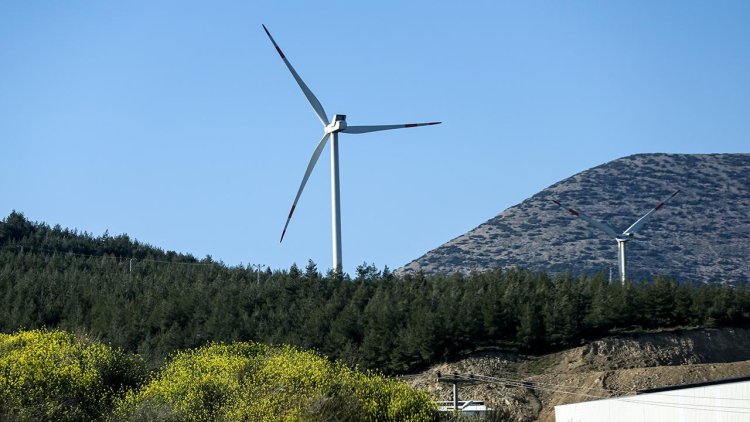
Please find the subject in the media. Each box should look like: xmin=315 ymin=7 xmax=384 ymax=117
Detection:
xmin=263 ymin=25 xmax=441 ymax=273
xmin=551 ymin=190 xmax=680 ymax=284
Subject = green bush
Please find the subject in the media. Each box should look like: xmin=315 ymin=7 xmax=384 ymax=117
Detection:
xmin=0 ymin=329 xmax=146 ymax=421
xmin=115 ymin=342 xmax=436 ymax=421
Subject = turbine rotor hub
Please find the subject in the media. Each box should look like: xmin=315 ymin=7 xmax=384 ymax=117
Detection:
xmin=325 ymin=114 xmax=347 ymax=133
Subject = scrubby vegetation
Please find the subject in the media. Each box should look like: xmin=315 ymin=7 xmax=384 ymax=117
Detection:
xmin=2 ymin=210 xmax=750 ymax=377
xmin=114 ymin=342 xmax=435 ymax=421
xmin=0 ymin=330 xmax=436 ymax=421
xmin=0 ymin=329 xmax=145 ymax=421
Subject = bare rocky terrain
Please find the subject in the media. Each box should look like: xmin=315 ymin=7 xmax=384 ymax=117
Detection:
xmin=405 ymin=328 xmax=750 ymax=422
xmin=398 ymin=153 xmax=750 ymax=284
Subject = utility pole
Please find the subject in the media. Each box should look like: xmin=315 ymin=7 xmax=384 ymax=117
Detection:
xmin=437 ymin=372 xmax=479 ymax=412
xmin=251 ymin=264 xmax=265 ymax=285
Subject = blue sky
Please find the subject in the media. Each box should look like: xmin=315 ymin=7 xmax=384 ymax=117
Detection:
xmin=2 ymin=1 xmax=748 ymax=274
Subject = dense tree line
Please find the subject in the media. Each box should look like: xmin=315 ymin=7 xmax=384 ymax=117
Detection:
xmin=2 ymin=211 xmax=750 ymax=373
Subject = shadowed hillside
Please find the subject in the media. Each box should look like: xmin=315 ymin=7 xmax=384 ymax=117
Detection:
xmin=3 ymin=210 xmax=750 ymax=375
xmin=399 ymin=153 xmax=750 ymax=283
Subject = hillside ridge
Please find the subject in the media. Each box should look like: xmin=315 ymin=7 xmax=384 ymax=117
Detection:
xmin=398 ymin=153 xmax=750 ymax=283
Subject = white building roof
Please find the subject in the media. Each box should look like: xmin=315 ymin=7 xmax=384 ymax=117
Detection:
xmin=555 ymin=378 xmax=750 ymax=422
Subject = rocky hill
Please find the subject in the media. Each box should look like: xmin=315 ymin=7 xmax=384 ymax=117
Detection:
xmin=406 ymin=328 xmax=750 ymax=422
xmin=398 ymin=153 xmax=750 ymax=283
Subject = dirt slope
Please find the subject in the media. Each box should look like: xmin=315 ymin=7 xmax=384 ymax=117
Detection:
xmin=405 ymin=328 xmax=750 ymax=421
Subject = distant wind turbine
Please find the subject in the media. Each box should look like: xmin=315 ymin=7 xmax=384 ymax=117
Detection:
xmin=551 ymin=190 xmax=680 ymax=284
xmin=263 ymin=25 xmax=441 ymax=273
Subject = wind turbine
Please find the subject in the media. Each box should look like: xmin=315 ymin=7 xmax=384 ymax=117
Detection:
xmin=262 ymin=25 xmax=441 ymax=273
xmin=551 ymin=190 xmax=680 ymax=284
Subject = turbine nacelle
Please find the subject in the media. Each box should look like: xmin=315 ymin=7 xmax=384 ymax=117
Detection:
xmin=325 ymin=114 xmax=348 ymax=134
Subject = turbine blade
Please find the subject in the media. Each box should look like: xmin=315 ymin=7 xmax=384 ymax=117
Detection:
xmin=623 ymin=190 xmax=680 ymax=236
xmin=262 ymin=25 xmax=329 ymax=126
xmin=342 ymin=122 xmax=441 ymax=134
xmin=550 ymin=199 xmax=619 ymax=238
xmin=280 ymin=132 xmax=331 ymax=242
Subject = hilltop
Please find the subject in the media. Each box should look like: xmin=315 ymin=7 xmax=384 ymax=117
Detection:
xmin=399 ymin=153 xmax=750 ymax=283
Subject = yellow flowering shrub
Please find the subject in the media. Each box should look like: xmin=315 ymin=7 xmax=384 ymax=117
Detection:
xmin=0 ymin=329 xmax=146 ymax=421
xmin=114 ymin=342 xmax=268 ymax=421
xmin=116 ymin=342 xmax=436 ymax=421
